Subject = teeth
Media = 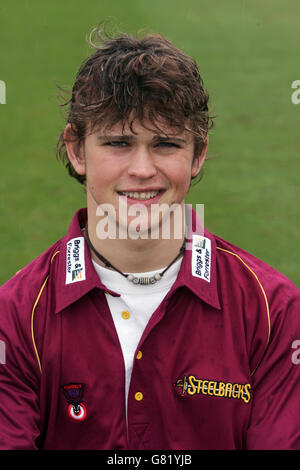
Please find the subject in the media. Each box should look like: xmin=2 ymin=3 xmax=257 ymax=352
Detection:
xmin=121 ymin=191 xmax=160 ymax=200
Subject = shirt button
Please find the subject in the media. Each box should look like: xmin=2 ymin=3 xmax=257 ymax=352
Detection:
xmin=121 ymin=310 xmax=130 ymax=320
xmin=135 ymin=392 xmax=144 ymax=401
xmin=136 ymin=350 xmax=143 ymax=360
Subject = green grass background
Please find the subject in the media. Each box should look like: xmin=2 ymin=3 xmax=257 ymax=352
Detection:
xmin=0 ymin=0 xmax=299 ymax=286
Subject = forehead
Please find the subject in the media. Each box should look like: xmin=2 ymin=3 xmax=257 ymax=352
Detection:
xmin=90 ymin=118 xmax=192 ymax=139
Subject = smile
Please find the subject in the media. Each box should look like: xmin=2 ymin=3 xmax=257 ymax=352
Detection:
xmin=119 ymin=190 xmax=160 ymax=200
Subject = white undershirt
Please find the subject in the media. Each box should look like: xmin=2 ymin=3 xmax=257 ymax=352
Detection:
xmin=92 ymin=257 xmax=182 ymax=415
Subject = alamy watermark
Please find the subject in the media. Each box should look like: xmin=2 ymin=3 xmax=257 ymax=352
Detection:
xmin=291 ymin=339 xmax=300 ymax=365
xmin=0 ymin=340 xmax=5 ymax=365
xmin=291 ymin=80 xmax=300 ymax=104
xmin=0 ymin=80 xmax=6 ymax=104
xmin=95 ymin=200 xmax=204 ymax=250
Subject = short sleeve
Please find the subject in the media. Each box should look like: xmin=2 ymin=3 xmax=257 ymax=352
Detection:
xmin=0 ymin=292 xmax=40 ymax=450
xmin=246 ymin=287 xmax=300 ymax=449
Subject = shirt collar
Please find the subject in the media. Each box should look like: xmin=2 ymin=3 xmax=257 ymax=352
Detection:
xmin=54 ymin=207 xmax=221 ymax=314
xmin=172 ymin=205 xmax=221 ymax=310
xmin=54 ymin=208 xmax=120 ymax=314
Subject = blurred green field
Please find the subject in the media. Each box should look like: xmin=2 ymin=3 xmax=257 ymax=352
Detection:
xmin=0 ymin=0 xmax=299 ymax=286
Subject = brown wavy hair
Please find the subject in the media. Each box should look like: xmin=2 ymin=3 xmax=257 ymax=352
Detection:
xmin=56 ymin=23 xmax=214 ymax=185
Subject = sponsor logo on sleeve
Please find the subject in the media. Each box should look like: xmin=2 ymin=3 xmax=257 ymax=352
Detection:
xmin=65 ymin=237 xmax=86 ymax=285
xmin=191 ymin=234 xmax=211 ymax=282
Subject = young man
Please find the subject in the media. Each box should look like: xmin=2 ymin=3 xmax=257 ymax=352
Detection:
xmin=0 ymin=27 xmax=300 ymax=451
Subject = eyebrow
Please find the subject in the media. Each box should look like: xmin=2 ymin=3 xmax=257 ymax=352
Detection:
xmin=96 ymin=135 xmax=188 ymax=144
xmin=96 ymin=135 xmax=133 ymax=142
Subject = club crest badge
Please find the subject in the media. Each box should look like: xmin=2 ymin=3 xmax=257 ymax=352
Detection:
xmin=62 ymin=383 xmax=87 ymax=422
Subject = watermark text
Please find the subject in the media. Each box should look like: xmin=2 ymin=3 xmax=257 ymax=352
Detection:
xmin=291 ymin=80 xmax=300 ymax=104
xmin=0 ymin=80 xmax=6 ymax=104
xmin=95 ymin=201 xmax=204 ymax=249
xmin=0 ymin=340 xmax=6 ymax=365
xmin=291 ymin=339 xmax=300 ymax=364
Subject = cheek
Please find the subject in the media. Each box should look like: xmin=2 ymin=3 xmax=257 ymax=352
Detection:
xmin=168 ymin=163 xmax=193 ymax=192
xmin=86 ymin=158 xmax=121 ymax=192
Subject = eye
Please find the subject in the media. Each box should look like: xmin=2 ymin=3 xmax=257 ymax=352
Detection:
xmin=104 ymin=140 xmax=129 ymax=147
xmin=157 ymin=141 xmax=180 ymax=148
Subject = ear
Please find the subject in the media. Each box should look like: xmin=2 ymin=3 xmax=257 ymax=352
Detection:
xmin=63 ymin=123 xmax=86 ymax=176
xmin=191 ymin=135 xmax=209 ymax=178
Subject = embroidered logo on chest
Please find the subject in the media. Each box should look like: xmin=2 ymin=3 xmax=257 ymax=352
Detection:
xmin=62 ymin=383 xmax=87 ymax=421
xmin=173 ymin=375 xmax=252 ymax=404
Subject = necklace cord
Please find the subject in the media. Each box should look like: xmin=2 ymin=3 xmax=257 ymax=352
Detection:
xmin=84 ymin=226 xmax=128 ymax=278
xmin=83 ymin=225 xmax=186 ymax=282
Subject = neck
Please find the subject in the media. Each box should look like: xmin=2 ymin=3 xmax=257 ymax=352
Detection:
xmin=86 ymin=209 xmax=186 ymax=273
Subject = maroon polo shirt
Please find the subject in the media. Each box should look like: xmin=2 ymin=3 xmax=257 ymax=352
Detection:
xmin=0 ymin=208 xmax=300 ymax=450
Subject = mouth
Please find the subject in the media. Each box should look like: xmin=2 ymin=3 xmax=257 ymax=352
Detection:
xmin=117 ymin=189 xmax=165 ymax=202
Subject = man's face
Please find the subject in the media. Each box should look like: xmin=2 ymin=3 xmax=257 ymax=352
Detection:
xmin=66 ymin=119 xmax=207 ymax=238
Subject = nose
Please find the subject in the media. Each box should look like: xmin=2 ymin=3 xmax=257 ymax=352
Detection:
xmin=127 ymin=146 xmax=157 ymax=179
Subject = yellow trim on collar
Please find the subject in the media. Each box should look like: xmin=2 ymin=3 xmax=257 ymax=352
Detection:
xmin=31 ymin=250 xmax=60 ymax=373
